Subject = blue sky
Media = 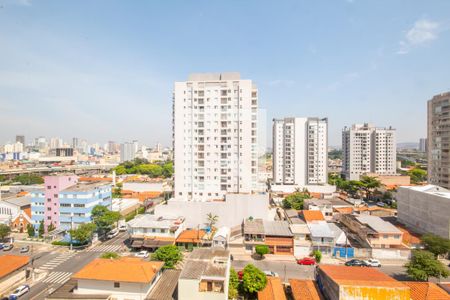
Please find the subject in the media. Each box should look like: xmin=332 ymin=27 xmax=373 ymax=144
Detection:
xmin=1 ymin=0 xmax=449 ymax=147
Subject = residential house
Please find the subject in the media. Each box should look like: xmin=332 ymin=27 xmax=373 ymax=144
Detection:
xmin=317 ymin=265 xmax=410 ymax=300
xmin=0 ymin=255 xmax=30 ymax=296
xmin=243 ymin=219 xmax=294 ymax=255
xmin=147 ymin=269 xmax=181 ymax=300
xmin=213 ymin=227 xmax=230 ymax=249
xmin=340 ymin=214 xmax=403 ymax=248
xmin=72 ymin=257 xmax=164 ymax=300
xmin=178 ymin=247 xmax=231 ymax=300
xmin=290 ymin=221 xmax=312 ymax=258
xmin=288 ymin=279 xmax=323 ymax=300
xmin=175 ymin=229 xmax=207 ymax=250
xmin=128 ymin=214 xmax=185 ymax=251
xmin=307 ymin=221 xmax=335 ymax=255
xmin=0 ymin=196 xmax=32 ymax=232
xmin=257 ymin=277 xmax=287 ymax=300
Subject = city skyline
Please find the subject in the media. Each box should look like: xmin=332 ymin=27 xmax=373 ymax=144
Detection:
xmin=1 ymin=1 xmax=450 ymax=146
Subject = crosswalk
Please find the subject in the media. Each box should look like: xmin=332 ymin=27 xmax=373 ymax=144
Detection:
xmin=39 ymin=252 xmax=77 ymax=270
xmin=42 ymin=271 xmax=73 ymax=284
xmin=86 ymin=244 xmax=123 ymax=252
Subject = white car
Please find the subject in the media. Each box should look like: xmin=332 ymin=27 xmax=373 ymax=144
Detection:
xmin=106 ymin=229 xmax=119 ymax=239
xmin=263 ymin=271 xmax=279 ymax=277
xmin=376 ymin=202 xmax=385 ymax=207
xmin=118 ymin=224 xmax=127 ymax=232
xmin=365 ymin=259 xmax=381 ymax=267
xmin=10 ymin=285 xmax=30 ymax=298
xmin=135 ymin=251 xmax=149 ymax=258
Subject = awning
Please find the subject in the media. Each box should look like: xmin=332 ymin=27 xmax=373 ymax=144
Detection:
xmin=143 ymin=239 xmax=174 ymax=248
xmin=131 ymin=240 xmax=144 ymax=248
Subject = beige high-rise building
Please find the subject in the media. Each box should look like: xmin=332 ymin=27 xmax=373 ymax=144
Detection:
xmin=342 ymin=123 xmax=396 ymax=180
xmin=427 ymin=92 xmax=450 ymax=189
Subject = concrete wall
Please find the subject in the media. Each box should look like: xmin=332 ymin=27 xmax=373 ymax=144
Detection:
xmin=178 ymin=279 xmax=227 ymax=300
xmin=76 ymin=278 xmax=157 ymax=300
xmin=123 ymin=182 xmax=165 ymax=193
xmin=371 ymin=248 xmax=411 ymax=260
xmin=397 ymin=187 xmax=450 ymax=239
xmin=155 ymin=193 xmax=270 ymax=228
xmin=0 ymin=270 xmax=27 ymax=296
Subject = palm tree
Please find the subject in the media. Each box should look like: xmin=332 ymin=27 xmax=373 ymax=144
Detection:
xmin=206 ymin=213 xmax=219 ymax=231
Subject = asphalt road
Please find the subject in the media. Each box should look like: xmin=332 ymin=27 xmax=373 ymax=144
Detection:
xmin=19 ymin=231 xmax=130 ymax=300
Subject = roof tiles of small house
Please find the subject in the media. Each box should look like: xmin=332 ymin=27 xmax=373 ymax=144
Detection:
xmin=257 ymin=277 xmax=287 ymax=300
xmin=319 ymin=265 xmax=407 ymax=288
xmin=301 ymin=210 xmax=325 ymax=223
xmin=289 ymin=279 xmax=323 ymax=300
xmin=175 ymin=229 xmax=206 ymax=243
xmin=0 ymin=255 xmax=29 ymax=279
xmin=403 ymin=282 xmax=450 ymax=300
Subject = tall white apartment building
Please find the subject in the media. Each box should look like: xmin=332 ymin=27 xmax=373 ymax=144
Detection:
xmin=120 ymin=142 xmax=136 ymax=163
xmin=342 ymin=123 xmax=396 ymax=180
xmin=173 ymin=73 xmax=259 ymax=201
xmin=273 ymin=117 xmax=328 ymax=186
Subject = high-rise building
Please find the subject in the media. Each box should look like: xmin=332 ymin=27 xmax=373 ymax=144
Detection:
xmin=50 ymin=137 xmax=63 ymax=149
xmin=427 ymin=92 xmax=450 ymax=189
xmin=173 ymin=73 xmax=259 ymax=201
xmin=72 ymin=137 xmax=79 ymax=149
xmin=273 ymin=117 xmax=328 ymax=186
xmin=120 ymin=142 xmax=136 ymax=162
xmin=16 ymin=135 xmax=25 ymax=145
xmin=419 ymin=138 xmax=427 ymax=152
xmin=342 ymin=123 xmax=396 ymax=180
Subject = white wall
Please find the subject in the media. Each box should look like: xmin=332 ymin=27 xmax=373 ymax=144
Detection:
xmin=178 ymin=279 xmax=227 ymax=300
xmin=156 ymin=193 xmax=269 ymax=228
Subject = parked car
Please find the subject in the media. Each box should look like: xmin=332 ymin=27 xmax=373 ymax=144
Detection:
xmin=297 ymin=257 xmax=316 ymax=265
xmin=19 ymin=246 xmax=30 ymax=253
xmin=134 ymin=250 xmax=149 ymax=258
xmin=118 ymin=224 xmax=127 ymax=232
xmin=345 ymin=259 xmax=368 ymax=267
xmin=9 ymin=285 xmax=30 ymax=299
xmin=365 ymin=259 xmax=381 ymax=267
xmin=3 ymin=244 xmax=13 ymax=251
xmin=376 ymin=202 xmax=385 ymax=207
xmin=0 ymin=243 xmax=4 ymax=250
xmin=263 ymin=270 xmax=279 ymax=277
xmin=106 ymin=229 xmax=119 ymax=239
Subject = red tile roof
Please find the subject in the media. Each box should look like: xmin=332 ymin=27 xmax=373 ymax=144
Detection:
xmin=0 ymin=255 xmax=29 ymax=279
xmin=175 ymin=229 xmax=206 ymax=243
xmin=403 ymin=282 xmax=450 ymax=300
xmin=257 ymin=277 xmax=287 ymax=300
xmin=301 ymin=210 xmax=325 ymax=223
xmin=289 ymin=279 xmax=323 ymax=300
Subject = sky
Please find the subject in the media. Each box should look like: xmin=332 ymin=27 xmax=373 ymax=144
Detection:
xmin=1 ymin=0 xmax=450 ymax=147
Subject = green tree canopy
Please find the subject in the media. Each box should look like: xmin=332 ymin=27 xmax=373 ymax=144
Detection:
xmin=152 ymin=245 xmax=182 ymax=269
xmin=206 ymin=213 xmax=219 ymax=231
xmin=313 ymin=250 xmax=322 ymax=263
xmin=405 ymin=250 xmax=449 ymax=281
xmin=242 ymin=264 xmax=267 ymax=294
xmin=228 ymin=268 xmax=239 ymax=300
xmin=255 ymin=245 xmax=270 ymax=258
xmin=282 ymin=191 xmax=311 ymax=210
xmin=91 ymin=205 xmax=121 ymax=235
xmin=38 ymin=220 xmax=45 ymax=238
xmin=70 ymin=223 xmax=96 ymax=244
xmin=421 ymin=234 xmax=450 ymax=257
xmin=27 ymin=224 xmax=35 ymax=238
xmin=100 ymin=252 xmax=120 ymax=259
xmin=408 ymin=168 xmax=427 ymax=184
xmin=13 ymin=174 xmax=44 ymax=185
xmin=0 ymin=224 xmax=11 ymax=240
xmin=113 ymin=159 xmax=173 ymax=178
xmin=360 ymin=176 xmax=382 ymax=199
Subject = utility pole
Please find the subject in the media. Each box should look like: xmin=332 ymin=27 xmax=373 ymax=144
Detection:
xmin=70 ymin=216 xmax=73 ymax=251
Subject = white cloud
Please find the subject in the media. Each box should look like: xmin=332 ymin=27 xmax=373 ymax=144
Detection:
xmin=397 ymin=19 xmax=440 ymax=54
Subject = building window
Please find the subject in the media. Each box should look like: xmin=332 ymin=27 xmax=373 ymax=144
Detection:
xmin=74 ymin=204 xmax=85 ymax=208
xmin=114 ymin=282 xmax=120 ymax=288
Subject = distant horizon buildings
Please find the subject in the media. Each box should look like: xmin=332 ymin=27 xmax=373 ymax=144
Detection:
xmin=427 ymin=91 xmax=450 ymax=189
xmin=173 ymin=72 xmax=259 ymax=201
xmin=419 ymin=138 xmax=427 ymax=152
xmin=273 ymin=117 xmax=328 ymax=186
xmin=15 ymin=135 xmax=25 ymax=146
xmin=342 ymin=123 xmax=396 ymax=180
xmin=120 ymin=141 xmax=137 ymax=163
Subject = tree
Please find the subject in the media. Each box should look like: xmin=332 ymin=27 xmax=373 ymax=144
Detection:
xmin=359 ymin=176 xmax=382 ymax=200
xmin=162 ymin=161 xmax=174 ymax=178
xmin=242 ymin=264 xmax=267 ymax=294
xmin=70 ymin=223 xmax=96 ymax=244
xmin=112 ymin=186 xmax=122 ymax=198
xmin=408 ymin=168 xmax=427 ymax=184
xmin=13 ymin=174 xmax=44 ymax=185
xmin=91 ymin=205 xmax=121 ymax=236
xmin=206 ymin=213 xmax=219 ymax=231
xmin=48 ymin=223 xmax=56 ymax=233
xmin=27 ymin=224 xmax=35 ymax=238
xmin=38 ymin=220 xmax=45 ymax=238
xmin=100 ymin=252 xmax=120 ymax=259
xmin=255 ymin=245 xmax=270 ymax=258
xmin=0 ymin=224 xmax=11 ymax=240
xmin=228 ymin=268 xmax=239 ymax=300
xmin=313 ymin=250 xmax=322 ymax=263
xmin=152 ymin=245 xmax=183 ymax=269
xmin=421 ymin=234 xmax=450 ymax=258
xmin=282 ymin=191 xmax=311 ymax=210
xmin=405 ymin=250 xmax=449 ymax=281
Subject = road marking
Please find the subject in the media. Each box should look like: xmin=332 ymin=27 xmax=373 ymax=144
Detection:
xmin=87 ymin=244 xmax=123 ymax=252
xmin=42 ymin=271 xmax=72 ymax=284
xmin=39 ymin=253 xmax=76 ymax=270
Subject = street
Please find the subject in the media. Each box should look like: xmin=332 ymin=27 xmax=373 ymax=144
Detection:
xmin=1 ymin=231 xmax=130 ymax=300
